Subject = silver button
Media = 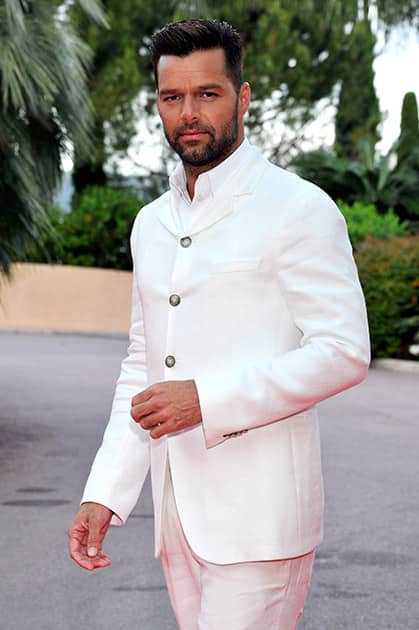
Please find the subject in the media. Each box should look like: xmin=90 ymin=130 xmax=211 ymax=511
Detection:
xmin=165 ymin=355 xmax=176 ymax=368
xmin=180 ymin=236 xmax=192 ymax=248
xmin=169 ymin=294 xmax=181 ymax=307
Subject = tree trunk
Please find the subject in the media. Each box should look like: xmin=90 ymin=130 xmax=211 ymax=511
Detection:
xmin=72 ymin=119 xmax=107 ymax=193
xmin=72 ymin=163 xmax=107 ymax=193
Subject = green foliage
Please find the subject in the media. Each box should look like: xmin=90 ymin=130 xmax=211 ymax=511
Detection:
xmin=0 ymin=0 xmax=106 ymax=276
xmin=174 ymin=1 xmax=370 ymax=163
xmin=69 ymin=0 xmax=419 ymax=182
xmin=27 ymin=186 xmax=144 ymax=270
xmin=335 ymin=19 xmax=381 ymax=159
xmin=355 ymin=235 xmax=419 ymax=358
xmin=337 ymin=200 xmax=408 ymax=245
xmin=213 ymin=2 xmax=352 ymax=120
xmin=397 ymin=91 xmax=419 ymax=165
xmin=291 ymin=138 xmax=419 ymax=223
xmin=70 ymin=0 xmax=176 ymax=190
xmin=290 ymin=142 xmax=389 ymax=207
xmin=374 ymin=0 xmax=419 ymax=32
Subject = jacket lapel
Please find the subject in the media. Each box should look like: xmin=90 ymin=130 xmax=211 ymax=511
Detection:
xmin=156 ymin=145 xmax=269 ymax=237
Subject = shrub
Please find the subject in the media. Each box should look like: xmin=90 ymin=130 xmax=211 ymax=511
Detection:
xmin=291 ymin=140 xmax=419 ymax=224
xmin=355 ymin=235 xmax=419 ymax=358
xmin=337 ymin=200 xmax=408 ymax=246
xmin=27 ymin=186 xmax=144 ymax=270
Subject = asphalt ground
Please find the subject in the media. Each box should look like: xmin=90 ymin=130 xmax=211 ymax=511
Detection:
xmin=0 ymin=331 xmax=418 ymax=630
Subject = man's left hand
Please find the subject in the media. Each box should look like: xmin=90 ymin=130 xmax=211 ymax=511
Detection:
xmin=131 ymin=380 xmax=202 ymax=439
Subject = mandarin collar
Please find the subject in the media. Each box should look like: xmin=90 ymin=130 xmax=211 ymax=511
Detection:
xmin=169 ymin=138 xmax=252 ymax=204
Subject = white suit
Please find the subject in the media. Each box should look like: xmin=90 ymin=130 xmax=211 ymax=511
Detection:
xmin=82 ymin=143 xmax=370 ymax=565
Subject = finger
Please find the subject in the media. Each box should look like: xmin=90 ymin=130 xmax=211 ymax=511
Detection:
xmin=87 ymin=520 xmax=105 ymax=558
xmin=150 ymin=422 xmax=172 ymax=440
xmin=68 ymin=522 xmax=88 ymax=556
xmin=131 ymin=387 xmax=154 ymax=407
xmin=87 ymin=550 xmax=111 ymax=569
xmin=70 ymin=550 xmax=92 ymax=570
xmin=69 ymin=526 xmax=111 ymax=569
xmin=130 ymin=401 xmax=155 ymax=423
xmin=139 ymin=411 xmax=165 ymax=431
xmin=71 ymin=549 xmax=111 ymax=571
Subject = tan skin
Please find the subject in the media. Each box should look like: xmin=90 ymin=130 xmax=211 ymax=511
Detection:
xmin=68 ymin=48 xmax=251 ymax=570
xmin=157 ymin=49 xmax=250 ymax=198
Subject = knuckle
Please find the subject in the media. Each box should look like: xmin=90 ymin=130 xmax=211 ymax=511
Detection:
xmin=158 ymin=408 xmax=168 ymax=421
xmin=154 ymin=397 xmax=164 ymax=411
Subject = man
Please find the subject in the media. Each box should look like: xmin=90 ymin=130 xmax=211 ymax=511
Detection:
xmin=69 ymin=19 xmax=370 ymax=629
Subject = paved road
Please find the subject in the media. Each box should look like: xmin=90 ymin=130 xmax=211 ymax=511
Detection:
xmin=0 ymin=331 xmax=418 ymax=630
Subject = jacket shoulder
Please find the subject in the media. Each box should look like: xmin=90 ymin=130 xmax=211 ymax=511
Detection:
xmin=131 ymin=189 xmax=170 ymax=237
xmin=260 ymin=160 xmax=342 ymax=224
xmin=263 ymin=160 xmax=326 ymax=200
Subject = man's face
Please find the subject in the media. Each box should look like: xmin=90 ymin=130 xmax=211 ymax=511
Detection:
xmin=156 ymin=48 xmax=250 ymax=168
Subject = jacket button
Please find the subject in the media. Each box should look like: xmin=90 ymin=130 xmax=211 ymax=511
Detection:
xmin=180 ymin=236 xmax=192 ymax=248
xmin=169 ymin=294 xmax=181 ymax=307
xmin=165 ymin=355 xmax=176 ymax=368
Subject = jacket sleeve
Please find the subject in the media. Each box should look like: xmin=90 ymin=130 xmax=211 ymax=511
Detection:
xmin=195 ymin=187 xmax=370 ymax=448
xmin=81 ymin=216 xmax=150 ymax=525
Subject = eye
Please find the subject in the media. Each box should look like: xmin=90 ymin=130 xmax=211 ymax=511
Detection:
xmin=201 ymin=92 xmax=218 ymax=99
xmin=163 ymin=95 xmax=181 ymax=103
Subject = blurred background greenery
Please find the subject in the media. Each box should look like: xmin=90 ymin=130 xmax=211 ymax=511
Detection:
xmin=1 ymin=0 xmax=418 ymax=358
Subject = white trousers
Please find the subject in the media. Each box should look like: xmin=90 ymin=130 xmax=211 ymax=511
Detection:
xmin=160 ymin=468 xmax=315 ymax=630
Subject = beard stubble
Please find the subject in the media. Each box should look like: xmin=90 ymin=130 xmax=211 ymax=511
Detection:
xmin=164 ymin=99 xmax=239 ymax=168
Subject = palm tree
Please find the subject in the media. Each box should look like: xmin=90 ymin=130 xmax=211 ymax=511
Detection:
xmin=0 ymin=0 xmax=107 ymax=275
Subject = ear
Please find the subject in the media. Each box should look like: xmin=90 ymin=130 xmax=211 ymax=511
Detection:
xmin=238 ymin=82 xmax=251 ymax=117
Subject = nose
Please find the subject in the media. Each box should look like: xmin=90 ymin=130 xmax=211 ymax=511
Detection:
xmin=180 ymin=95 xmax=199 ymax=123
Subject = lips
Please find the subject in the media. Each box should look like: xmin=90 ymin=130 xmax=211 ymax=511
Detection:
xmin=178 ymin=130 xmax=207 ymax=141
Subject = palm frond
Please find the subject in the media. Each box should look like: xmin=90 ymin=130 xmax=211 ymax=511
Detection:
xmin=75 ymin=0 xmax=108 ymax=27
xmin=0 ymin=0 xmax=104 ymax=275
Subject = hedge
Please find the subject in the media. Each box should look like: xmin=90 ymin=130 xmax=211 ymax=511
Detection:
xmin=338 ymin=200 xmax=408 ymax=246
xmin=27 ymin=186 xmax=144 ymax=270
xmin=355 ymin=235 xmax=419 ymax=358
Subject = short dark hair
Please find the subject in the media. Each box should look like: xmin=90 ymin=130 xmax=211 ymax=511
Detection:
xmin=149 ymin=19 xmax=243 ymax=93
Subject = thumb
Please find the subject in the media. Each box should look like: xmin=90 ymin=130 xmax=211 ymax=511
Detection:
xmin=87 ymin=520 xmax=101 ymax=558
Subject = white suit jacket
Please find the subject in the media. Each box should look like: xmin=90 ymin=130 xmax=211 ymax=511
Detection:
xmin=82 ymin=144 xmax=370 ymax=564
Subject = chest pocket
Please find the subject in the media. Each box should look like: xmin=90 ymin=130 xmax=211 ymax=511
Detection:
xmin=210 ymin=257 xmax=262 ymax=274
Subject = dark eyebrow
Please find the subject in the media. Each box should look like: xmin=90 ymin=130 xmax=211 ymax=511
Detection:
xmin=197 ymin=83 xmax=225 ymax=91
xmin=159 ymin=89 xmax=179 ymax=96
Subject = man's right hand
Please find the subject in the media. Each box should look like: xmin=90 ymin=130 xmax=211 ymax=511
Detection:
xmin=68 ymin=502 xmax=113 ymax=571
